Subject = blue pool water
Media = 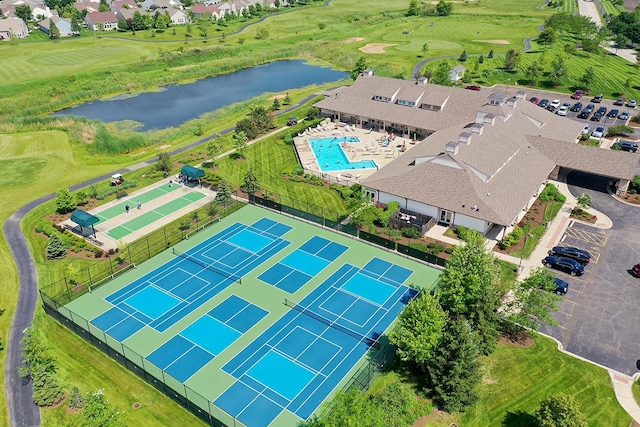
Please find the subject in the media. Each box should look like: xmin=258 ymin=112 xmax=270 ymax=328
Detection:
xmin=309 ymin=136 xmax=378 ymax=172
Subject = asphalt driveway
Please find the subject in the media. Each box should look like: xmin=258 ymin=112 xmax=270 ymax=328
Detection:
xmin=540 ymin=171 xmax=640 ymax=376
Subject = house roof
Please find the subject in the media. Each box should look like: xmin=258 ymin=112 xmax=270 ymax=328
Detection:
xmin=325 ymin=75 xmax=640 ymax=226
xmin=0 ymin=17 xmax=28 ymax=33
xmin=86 ymin=11 xmax=118 ymax=23
xmin=70 ymin=210 xmax=100 ymax=227
xmin=452 ymin=65 xmax=465 ymax=72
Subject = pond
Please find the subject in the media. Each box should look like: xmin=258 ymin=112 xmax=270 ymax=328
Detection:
xmin=53 ymin=60 xmax=348 ymax=131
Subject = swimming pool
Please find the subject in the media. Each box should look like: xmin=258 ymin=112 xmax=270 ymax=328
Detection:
xmin=308 ymin=136 xmax=378 ymax=172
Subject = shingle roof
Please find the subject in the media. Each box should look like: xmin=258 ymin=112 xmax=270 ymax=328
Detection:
xmin=326 ymin=75 xmax=640 ymax=226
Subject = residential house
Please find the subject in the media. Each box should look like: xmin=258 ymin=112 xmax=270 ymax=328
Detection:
xmin=140 ymin=0 xmax=181 ymax=11
xmin=116 ymin=7 xmax=145 ymax=27
xmin=165 ymin=7 xmax=188 ymax=25
xmin=190 ymin=4 xmax=225 ymax=20
xmin=449 ymin=65 xmax=465 ymax=82
xmin=38 ymin=16 xmax=74 ymax=36
xmin=85 ymin=11 xmax=118 ymax=30
xmin=74 ymin=2 xmax=100 ymax=14
xmin=314 ymin=73 xmax=638 ymax=236
xmin=0 ymin=17 xmax=29 ymax=39
xmin=110 ymin=0 xmax=138 ymax=12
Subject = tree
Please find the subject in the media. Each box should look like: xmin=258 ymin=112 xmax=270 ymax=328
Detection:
xmin=249 ymin=105 xmax=274 ymax=131
xmin=75 ymin=390 xmax=127 ymax=427
xmin=537 ymin=27 xmax=557 ymax=47
xmin=421 ymin=42 xmax=429 ymax=57
xmin=283 ymin=92 xmax=292 ymax=105
xmin=478 ymin=54 xmax=484 ymax=64
xmin=236 ymin=117 xmax=259 ymax=140
xmin=576 ymin=193 xmax=593 ymax=212
xmin=430 ymin=63 xmax=452 ymax=86
xmin=206 ymin=137 xmax=220 ymax=168
xmin=132 ymin=10 xmax=147 ymax=30
xmin=321 ymin=389 xmax=386 ymax=427
xmin=458 ymin=49 xmax=467 ymax=62
xmin=503 ymin=268 xmax=561 ymax=335
xmin=15 ymin=5 xmax=32 ymax=21
xmin=389 ymin=292 xmax=447 ymax=367
xmin=19 ymin=328 xmax=64 ymax=407
xmin=98 ymin=0 xmax=109 ymax=12
xmin=49 ymin=19 xmax=61 ymax=38
xmin=534 ymin=393 xmax=587 ymax=427
xmin=524 ymin=60 xmax=543 ymax=85
xmin=549 ymin=56 xmax=568 ymax=86
xmin=272 ymin=97 xmax=281 ymax=110
xmin=69 ymin=386 xmax=85 ymax=409
xmin=214 ymin=181 xmax=233 ymax=207
xmin=156 ymin=151 xmax=172 ymax=175
xmin=117 ymin=17 xmax=128 ymax=30
xmin=579 ymin=66 xmax=596 ymax=89
xmin=46 ymin=233 xmax=67 ymax=259
xmin=372 ymin=381 xmax=420 ymax=426
xmin=71 ymin=17 xmax=81 ymax=34
xmin=435 ymin=0 xmax=453 ymax=16
xmin=426 ymin=319 xmax=482 ymax=412
xmin=55 ymin=187 xmax=75 ymax=213
xmin=233 ymin=130 xmax=248 ymax=157
xmin=255 ymin=27 xmax=269 ymax=39
xmin=240 ymin=166 xmax=260 ymax=195
xmin=606 ymin=124 xmax=633 ymax=136
xmin=488 ymin=49 xmax=494 ymax=58
xmin=614 ymin=33 xmax=628 ymax=52
xmin=407 ymin=0 xmax=420 ymax=16
xmin=350 ymin=56 xmax=369 ymax=81
xmin=504 ymin=49 xmax=521 ymax=71
xmin=437 ymin=229 xmax=501 ymax=354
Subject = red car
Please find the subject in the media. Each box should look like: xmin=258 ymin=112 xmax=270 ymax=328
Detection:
xmin=571 ymin=90 xmax=583 ymax=99
xmin=632 ymin=263 xmax=640 ymax=277
xmin=465 ymin=85 xmax=481 ymax=91
xmin=529 ymin=96 xmax=539 ymax=104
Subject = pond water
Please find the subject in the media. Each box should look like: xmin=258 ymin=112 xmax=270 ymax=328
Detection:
xmin=53 ymin=60 xmax=348 ymax=131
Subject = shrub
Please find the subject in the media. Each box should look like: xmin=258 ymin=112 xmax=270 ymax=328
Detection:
xmin=427 ymin=242 xmax=436 ymax=249
xmin=46 ymin=234 xmax=67 ymax=259
xmin=94 ymin=249 xmax=104 ymax=258
xmin=454 ymin=225 xmax=469 ymax=240
xmin=432 ymin=245 xmax=445 ymax=254
xmin=539 ymin=183 xmax=559 ymax=202
xmin=401 ymin=226 xmax=422 ymax=238
xmin=293 ymin=165 xmax=304 ymax=175
xmin=444 ymin=247 xmax=454 ymax=254
xmin=115 ymin=190 xmax=127 ymax=199
xmin=555 ymin=193 xmax=566 ymax=203
xmin=500 ymin=226 xmax=524 ymax=249
xmin=283 ymin=133 xmax=294 ymax=145
xmin=606 ymin=125 xmax=633 ymax=136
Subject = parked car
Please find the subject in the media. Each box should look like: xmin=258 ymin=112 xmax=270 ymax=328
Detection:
xmin=552 ymin=277 xmax=569 ymax=295
xmin=584 ymin=103 xmax=595 ymax=113
xmin=578 ymin=109 xmax=591 ymax=119
xmin=571 ymin=90 xmax=583 ymax=99
xmin=614 ymin=97 xmax=625 ymax=106
xmin=539 ymin=99 xmax=549 ymax=108
xmin=582 ymin=124 xmax=590 ymax=134
xmin=596 ymin=106 xmax=607 ymax=115
xmin=465 ymin=85 xmax=481 ymax=91
xmin=550 ymin=99 xmax=561 ymax=109
xmin=592 ymin=94 xmax=603 ymax=103
xmin=607 ymin=108 xmax=619 ymax=118
xmin=546 ymin=104 xmax=556 ymax=112
xmin=628 ymin=99 xmax=637 ymax=108
xmin=570 ymin=102 xmax=583 ymax=112
xmin=591 ymin=126 xmax=605 ymax=138
xmin=619 ymin=111 xmax=630 ymax=120
xmin=548 ymin=246 xmax=591 ymax=264
xmin=611 ymin=140 xmax=638 ymax=152
xmin=530 ymin=96 xmax=539 ymax=105
xmin=542 ymin=256 xmax=585 ymax=276
xmin=632 ymin=263 xmax=640 ymax=277
xmin=590 ymin=112 xmax=603 ymax=122
xmin=556 ymin=106 xmax=569 ymax=116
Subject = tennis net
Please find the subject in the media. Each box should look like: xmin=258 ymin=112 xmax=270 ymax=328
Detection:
xmin=284 ymin=299 xmax=379 ymax=349
xmin=172 ymin=248 xmax=242 ymax=284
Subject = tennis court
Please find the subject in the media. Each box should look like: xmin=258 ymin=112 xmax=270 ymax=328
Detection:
xmin=63 ymin=205 xmax=440 ymax=427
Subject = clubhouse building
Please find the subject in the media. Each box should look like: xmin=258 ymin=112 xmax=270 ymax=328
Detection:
xmin=313 ymin=72 xmax=639 ymax=236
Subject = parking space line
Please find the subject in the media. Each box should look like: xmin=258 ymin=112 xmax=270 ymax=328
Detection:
xmin=563 ymin=228 xmax=608 ymax=246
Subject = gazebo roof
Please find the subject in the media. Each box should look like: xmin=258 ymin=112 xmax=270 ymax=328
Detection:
xmin=70 ymin=210 xmax=100 ymax=227
xmin=181 ymin=165 xmax=205 ymax=179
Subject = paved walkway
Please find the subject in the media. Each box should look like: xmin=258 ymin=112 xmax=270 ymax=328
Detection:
xmin=579 ymin=0 xmax=638 ymax=63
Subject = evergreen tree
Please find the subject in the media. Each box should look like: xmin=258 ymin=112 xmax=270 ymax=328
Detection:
xmin=488 ymin=49 xmax=494 ymax=58
xmin=283 ymin=92 xmax=292 ymax=105
xmin=426 ymin=319 xmax=482 ymax=412
xmin=407 ymin=0 xmax=420 ymax=16
xmin=71 ymin=17 xmax=81 ymax=34
xmin=240 ymin=166 xmax=260 ymax=195
xmin=504 ymin=49 xmax=521 ymax=71
xmin=156 ymin=151 xmax=172 ymax=174
xmin=117 ymin=17 xmax=128 ymax=30
xmin=55 ymin=187 xmax=75 ymax=213
xmin=272 ymin=97 xmax=281 ymax=110
xmin=421 ymin=42 xmax=429 ymax=57
xmin=49 ymin=19 xmax=60 ymax=38
xmin=69 ymin=386 xmax=85 ymax=409
xmin=350 ymin=56 xmax=369 ymax=80
xmin=214 ymin=181 xmax=233 ymax=207
xmin=15 ymin=5 xmax=32 ymax=21
xmin=435 ymin=0 xmax=453 ymax=16
xmin=478 ymin=54 xmax=484 ymax=64
xmin=132 ymin=10 xmax=147 ymax=30
xmin=46 ymin=233 xmax=67 ymax=259
xmin=458 ymin=49 xmax=467 ymax=62
xmin=249 ymin=105 xmax=274 ymax=131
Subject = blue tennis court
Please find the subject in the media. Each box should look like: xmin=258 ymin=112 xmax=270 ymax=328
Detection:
xmin=215 ymin=257 xmax=418 ymax=427
xmin=65 ymin=205 xmax=441 ymax=427
xmin=90 ymin=218 xmax=291 ymax=340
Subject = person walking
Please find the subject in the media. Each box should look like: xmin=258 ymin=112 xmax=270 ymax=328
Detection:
xmin=137 ymin=200 xmax=142 ymax=210
xmin=125 ymin=204 xmax=130 ymax=214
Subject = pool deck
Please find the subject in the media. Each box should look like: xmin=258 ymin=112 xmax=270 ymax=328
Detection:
xmin=294 ymin=120 xmax=421 ymax=184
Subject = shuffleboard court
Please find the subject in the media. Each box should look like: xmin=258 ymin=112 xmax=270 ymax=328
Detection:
xmin=94 ymin=185 xmax=181 ymax=222
xmin=62 ymin=204 xmax=441 ymax=427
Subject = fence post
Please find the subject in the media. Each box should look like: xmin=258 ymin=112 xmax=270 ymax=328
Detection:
xmin=127 ymin=246 xmax=132 ymax=266
xmin=109 ymin=256 xmax=114 ymax=277
xmin=146 ymin=236 xmax=151 ymax=259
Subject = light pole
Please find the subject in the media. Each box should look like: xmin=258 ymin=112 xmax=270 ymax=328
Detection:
xmin=518 ymin=232 xmax=534 ymax=272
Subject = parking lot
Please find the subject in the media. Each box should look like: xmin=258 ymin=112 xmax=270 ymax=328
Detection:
xmin=540 ymin=172 xmax=640 ymax=376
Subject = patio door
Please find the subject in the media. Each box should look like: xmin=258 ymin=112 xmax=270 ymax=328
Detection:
xmin=439 ymin=209 xmax=453 ymax=224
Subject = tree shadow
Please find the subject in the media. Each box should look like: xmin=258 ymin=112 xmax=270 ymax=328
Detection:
xmin=502 ymin=410 xmax=536 ymax=426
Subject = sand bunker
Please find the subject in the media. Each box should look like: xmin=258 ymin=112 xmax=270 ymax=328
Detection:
xmin=473 ymin=39 xmax=510 ymax=44
xmin=343 ymin=37 xmax=365 ymax=43
xmin=359 ymin=43 xmax=397 ymax=54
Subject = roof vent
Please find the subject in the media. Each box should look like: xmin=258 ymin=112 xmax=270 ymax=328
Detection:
xmin=515 ymin=90 xmax=526 ymax=100
xmin=483 ymin=114 xmax=496 ymax=125
xmin=362 ymin=68 xmax=374 ymax=77
xmin=417 ymin=76 xmax=428 ymax=86
xmin=458 ymin=132 xmax=473 ymax=144
xmin=445 ymin=141 xmax=460 ymax=155
xmin=471 ymin=123 xmax=484 ymax=134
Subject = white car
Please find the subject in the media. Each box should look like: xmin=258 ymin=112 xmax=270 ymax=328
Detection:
xmin=582 ymin=124 xmax=590 ymax=134
xmin=556 ymin=106 xmax=569 ymax=116
xmin=628 ymin=99 xmax=637 ymax=108
xmin=550 ymin=99 xmax=561 ymax=109
xmin=591 ymin=126 xmax=605 ymax=138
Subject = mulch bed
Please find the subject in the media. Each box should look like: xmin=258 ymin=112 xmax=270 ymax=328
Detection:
xmin=498 ymin=334 xmax=535 ymax=348
xmin=616 ymin=191 xmax=640 ymax=205
xmin=361 ymin=225 xmax=454 ymax=260
xmin=569 ymin=209 xmax=597 ymax=224
xmin=493 ymin=198 xmax=549 ymax=256
xmin=45 ymin=198 xmax=100 ymax=224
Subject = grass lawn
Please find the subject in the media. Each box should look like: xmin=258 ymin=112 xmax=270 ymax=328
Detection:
xmin=633 ymin=380 xmax=640 ymax=406
xmin=421 ymin=336 xmax=631 ymax=426
xmin=579 ymin=138 xmax=601 ymax=147
xmin=497 ymin=259 xmax=519 ymax=290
